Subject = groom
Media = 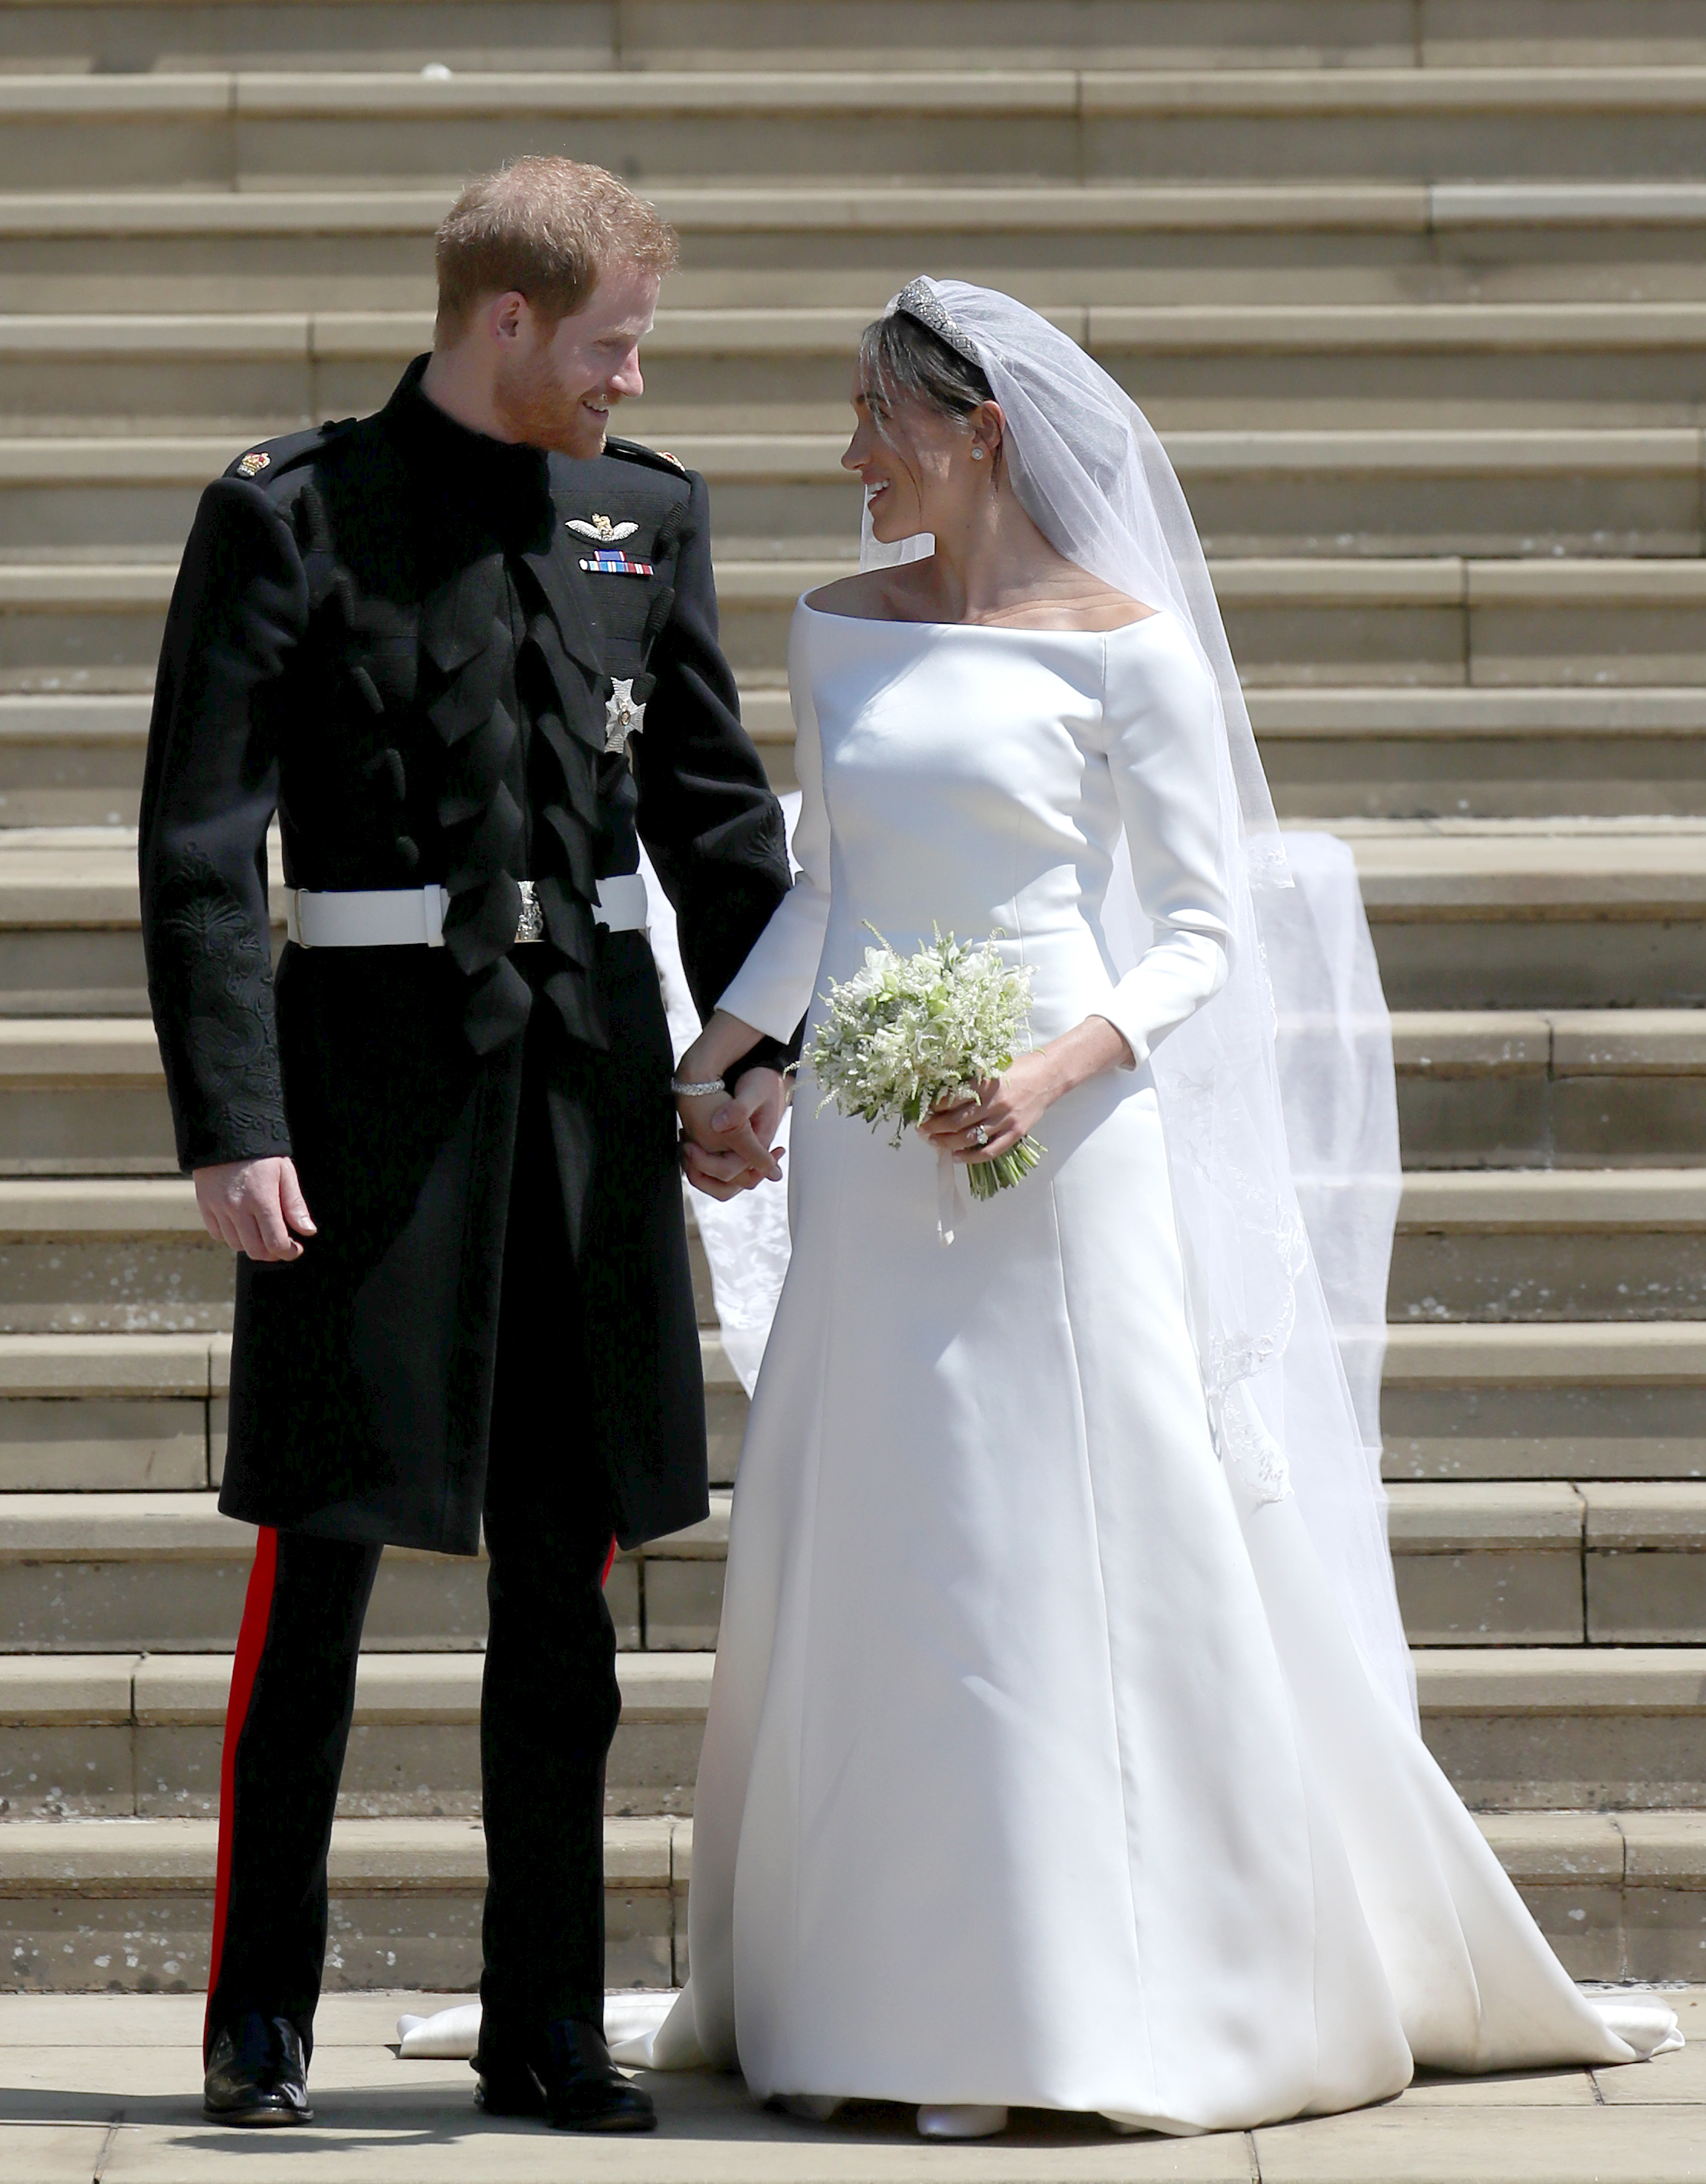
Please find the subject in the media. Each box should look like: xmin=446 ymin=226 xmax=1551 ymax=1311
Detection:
xmin=140 ymin=157 xmax=792 ymax=2130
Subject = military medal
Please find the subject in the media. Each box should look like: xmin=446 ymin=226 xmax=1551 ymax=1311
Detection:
xmin=569 ymin=512 xmax=653 ymax=576
xmin=604 ymin=678 xmax=645 ymax=758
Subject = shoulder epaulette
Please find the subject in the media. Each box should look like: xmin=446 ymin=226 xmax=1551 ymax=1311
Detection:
xmin=223 ymin=416 xmax=359 ymax=488
xmin=604 ymin=435 xmax=692 ymax=481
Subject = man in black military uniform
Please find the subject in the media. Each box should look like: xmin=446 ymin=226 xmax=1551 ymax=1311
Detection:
xmin=139 ymin=158 xmax=793 ymax=2133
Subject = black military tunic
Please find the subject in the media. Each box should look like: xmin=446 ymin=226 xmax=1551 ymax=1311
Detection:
xmin=141 ymin=353 xmax=792 ymax=1559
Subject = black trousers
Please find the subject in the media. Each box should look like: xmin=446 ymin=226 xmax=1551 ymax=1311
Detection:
xmin=204 ymin=1058 xmax=622 ymax=2063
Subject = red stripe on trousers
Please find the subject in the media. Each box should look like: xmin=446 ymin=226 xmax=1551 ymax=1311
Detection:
xmin=204 ymin=1525 xmax=280 ymax=2057
xmin=600 ymin=1536 xmax=618 ymax=1589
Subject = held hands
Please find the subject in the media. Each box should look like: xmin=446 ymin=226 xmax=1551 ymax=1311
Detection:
xmin=194 ymin=1156 xmax=317 ymax=1262
xmin=678 ymin=1068 xmax=789 ymax=1202
xmin=916 ymin=1016 xmax=1134 ymax=1165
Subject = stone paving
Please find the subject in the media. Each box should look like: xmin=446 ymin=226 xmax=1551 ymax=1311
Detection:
xmin=0 ymin=1989 xmax=1703 ymax=2182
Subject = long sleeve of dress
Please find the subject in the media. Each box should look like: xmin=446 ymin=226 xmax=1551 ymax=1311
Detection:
xmin=713 ymin=607 xmax=833 ymax=1041
xmin=1094 ymin=619 xmax=1232 ymax=1067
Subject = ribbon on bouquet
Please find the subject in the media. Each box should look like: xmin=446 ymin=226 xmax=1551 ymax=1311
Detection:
xmin=937 ymin=1147 xmax=963 ymax=1247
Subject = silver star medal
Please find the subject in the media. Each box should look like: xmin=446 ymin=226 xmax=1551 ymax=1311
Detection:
xmin=604 ymin=677 xmax=645 ymax=760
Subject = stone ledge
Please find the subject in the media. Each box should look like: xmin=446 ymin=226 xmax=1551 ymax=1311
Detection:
xmin=21 ymin=550 xmax=1706 ymax=616
xmin=0 ymin=1814 xmax=679 ymax=1891
xmin=17 ymin=425 xmax=1706 ymax=488
xmin=2 ymin=1169 xmax=1700 ymax=1241
xmin=0 ymin=1020 xmax=162 ymax=1081
xmin=1249 ymin=689 xmax=1706 ymax=735
xmin=16 ymin=302 xmax=1706 ymax=363
xmin=1382 ymin=1317 xmax=1706 ymax=1385
xmin=1397 ymin=1169 xmax=1706 ymax=1231
xmin=1390 ymin=1008 xmax=1706 ymax=1075
xmin=0 ymin=1485 xmax=733 ymax=1563
xmin=0 ymin=1650 xmax=718 ymax=1727
xmin=0 ymin=1334 xmax=218 ymax=1399
xmin=1386 ymin=1481 xmax=1584 ymax=1549
xmin=0 ymin=182 xmax=1437 ymax=237
xmin=0 ymin=179 xmax=1692 ymax=236
xmin=1417 ymin=1648 xmax=1706 ymax=1712
xmin=5 ymin=65 xmax=1706 ymax=122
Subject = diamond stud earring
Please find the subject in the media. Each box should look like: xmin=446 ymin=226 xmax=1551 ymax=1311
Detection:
xmin=970 ymin=447 xmax=986 ymax=461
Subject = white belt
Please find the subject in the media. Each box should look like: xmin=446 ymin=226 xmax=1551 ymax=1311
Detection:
xmin=282 ymin=874 xmax=649 ymax=949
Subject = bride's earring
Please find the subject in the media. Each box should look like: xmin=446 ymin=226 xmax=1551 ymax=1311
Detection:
xmin=970 ymin=447 xmax=986 ymax=461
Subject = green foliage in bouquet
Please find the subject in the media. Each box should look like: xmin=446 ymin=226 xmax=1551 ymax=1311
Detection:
xmin=808 ymin=927 xmax=1045 ymax=1201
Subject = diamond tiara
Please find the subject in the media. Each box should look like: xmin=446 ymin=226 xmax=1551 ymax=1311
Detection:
xmin=891 ymin=279 xmax=983 ymax=368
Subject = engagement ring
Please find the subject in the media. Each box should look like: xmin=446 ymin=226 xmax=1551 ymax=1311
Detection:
xmin=972 ymin=1124 xmax=990 ymax=1147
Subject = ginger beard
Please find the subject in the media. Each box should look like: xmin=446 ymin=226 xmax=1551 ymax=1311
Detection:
xmin=489 ymin=265 xmax=658 ymax=458
xmin=492 ymin=338 xmax=605 ymax=457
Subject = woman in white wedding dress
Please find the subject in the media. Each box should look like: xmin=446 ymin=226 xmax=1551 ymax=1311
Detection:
xmin=651 ymin=280 xmax=1679 ymax=2137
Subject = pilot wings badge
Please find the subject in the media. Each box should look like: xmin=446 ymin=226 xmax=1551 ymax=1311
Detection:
xmin=604 ymin=678 xmax=646 ymax=759
xmin=568 ymin=513 xmax=638 ymax=543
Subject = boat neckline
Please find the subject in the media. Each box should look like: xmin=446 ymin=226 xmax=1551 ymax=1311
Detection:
xmin=797 ymin=595 xmax=1166 ymax=636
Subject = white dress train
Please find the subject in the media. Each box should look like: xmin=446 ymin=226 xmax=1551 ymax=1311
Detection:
xmin=640 ymin=602 xmax=1676 ymax=2123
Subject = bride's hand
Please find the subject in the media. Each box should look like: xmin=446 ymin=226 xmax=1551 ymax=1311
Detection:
xmin=917 ymin=1017 xmax=1134 ymax=1165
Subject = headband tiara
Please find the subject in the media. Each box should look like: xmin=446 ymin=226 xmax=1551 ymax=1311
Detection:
xmin=891 ymin=278 xmax=983 ymax=368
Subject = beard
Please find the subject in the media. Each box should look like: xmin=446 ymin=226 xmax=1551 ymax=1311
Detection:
xmin=491 ymin=346 xmax=605 ymax=457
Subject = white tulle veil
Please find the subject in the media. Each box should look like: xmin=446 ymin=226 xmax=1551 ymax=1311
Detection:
xmin=865 ymin=278 xmax=1414 ymax=1723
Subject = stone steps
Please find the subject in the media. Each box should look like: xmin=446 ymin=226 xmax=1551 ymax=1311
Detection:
xmin=0 ymin=1318 xmax=1699 ymax=1497
xmin=6 ymin=68 xmax=1706 ymax=195
xmin=0 ymin=1477 xmax=1701 ymax=1661
xmin=0 ymin=1318 xmax=746 ymax=1490
xmin=0 ymin=1488 xmax=729 ymax=1654
xmin=0 ymin=1813 xmax=685 ymax=1994
xmin=1393 ymin=1010 xmax=1706 ymax=1169
xmin=11 ymin=303 xmax=1706 ymax=435
xmin=12 ymin=185 xmax=1706 ymax=313
xmin=7 ymin=1801 xmax=1695 ymax=1998
xmin=0 ymin=1006 xmax=1701 ymax=1176
xmin=0 ymin=1163 xmax=1701 ymax=1331
xmin=5 ymin=2 xmax=1702 ymax=79
xmin=7 ymin=688 xmax=1706 ymax=827
xmin=14 ymin=548 xmax=1706 ymax=691
xmin=5 ymin=820 xmax=1704 ymax=1012
xmin=14 ymin=0 xmax=1706 ymax=74
xmin=10 ymin=427 xmax=1706 ymax=562
xmin=1392 ymin=1168 xmax=1706 ymax=1322
xmin=1383 ymin=1320 xmax=1706 ymax=1483
xmin=3 ymin=1643 xmax=1704 ymax=1823
xmin=0 ymin=1648 xmax=715 ymax=1818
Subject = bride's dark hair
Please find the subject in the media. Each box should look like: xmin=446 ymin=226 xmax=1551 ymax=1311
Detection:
xmin=856 ymin=310 xmax=1005 ymax=478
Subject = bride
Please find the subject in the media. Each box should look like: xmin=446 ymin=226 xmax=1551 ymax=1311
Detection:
xmin=655 ymin=278 xmax=1679 ymax=2136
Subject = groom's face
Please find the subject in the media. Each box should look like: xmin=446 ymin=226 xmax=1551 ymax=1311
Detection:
xmin=491 ymin=264 xmax=660 ymax=457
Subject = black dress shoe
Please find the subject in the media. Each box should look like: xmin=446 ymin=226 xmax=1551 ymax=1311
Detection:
xmin=474 ymin=2017 xmax=656 ymax=2133
xmin=203 ymin=2012 xmax=313 ymax=2127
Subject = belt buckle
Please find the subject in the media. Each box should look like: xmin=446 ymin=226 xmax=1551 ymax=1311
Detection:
xmin=513 ymin=880 xmax=544 ymax=945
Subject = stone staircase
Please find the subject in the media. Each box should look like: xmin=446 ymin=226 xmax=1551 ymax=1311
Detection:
xmin=0 ymin=0 xmax=1704 ymax=2002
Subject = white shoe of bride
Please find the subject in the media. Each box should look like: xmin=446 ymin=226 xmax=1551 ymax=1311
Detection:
xmin=779 ymin=2094 xmax=844 ymax=2123
xmin=916 ymin=2104 xmax=1009 ymax=2139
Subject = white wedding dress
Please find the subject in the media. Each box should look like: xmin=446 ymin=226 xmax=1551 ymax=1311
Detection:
xmin=641 ymin=597 xmax=1676 ymax=2126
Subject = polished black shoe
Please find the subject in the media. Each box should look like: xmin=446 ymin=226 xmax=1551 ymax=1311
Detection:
xmin=474 ymin=2018 xmax=656 ymax=2133
xmin=202 ymin=2012 xmax=313 ymax=2127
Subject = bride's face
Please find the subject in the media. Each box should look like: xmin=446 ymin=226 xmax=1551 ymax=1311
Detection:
xmin=842 ymin=376 xmax=979 ymax=545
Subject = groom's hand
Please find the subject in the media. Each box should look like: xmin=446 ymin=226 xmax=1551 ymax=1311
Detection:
xmin=679 ymin=1067 xmax=787 ymax=1200
xmin=194 ymin=1156 xmax=317 ymax=1261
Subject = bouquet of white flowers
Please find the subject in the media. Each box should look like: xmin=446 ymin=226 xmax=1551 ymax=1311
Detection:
xmin=808 ymin=927 xmax=1045 ymax=1208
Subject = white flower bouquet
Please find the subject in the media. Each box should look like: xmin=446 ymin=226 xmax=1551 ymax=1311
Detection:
xmin=808 ymin=927 xmax=1045 ymax=1203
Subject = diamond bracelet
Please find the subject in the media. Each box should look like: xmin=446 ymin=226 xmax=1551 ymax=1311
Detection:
xmin=671 ymin=1077 xmax=727 ymax=1099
